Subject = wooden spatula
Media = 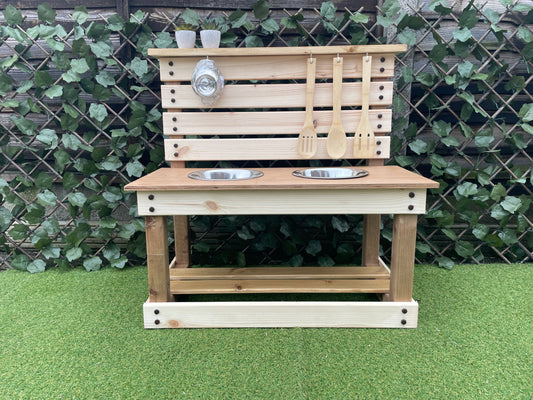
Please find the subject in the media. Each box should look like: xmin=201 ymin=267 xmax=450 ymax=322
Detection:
xmin=354 ymin=55 xmax=375 ymax=158
xmin=326 ymin=57 xmax=347 ymax=159
xmin=297 ymin=57 xmax=318 ymax=158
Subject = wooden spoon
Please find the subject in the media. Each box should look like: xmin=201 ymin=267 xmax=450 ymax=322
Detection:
xmin=354 ymin=55 xmax=375 ymax=158
xmin=297 ymin=57 xmax=318 ymax=158
xmin=326 ymin=56 xmax=347 ymax=159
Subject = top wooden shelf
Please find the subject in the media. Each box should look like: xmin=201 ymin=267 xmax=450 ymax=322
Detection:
xmin=147 ymin=44 xmax=408 ymax=58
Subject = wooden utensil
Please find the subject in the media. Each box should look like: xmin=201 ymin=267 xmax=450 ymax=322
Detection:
xmin=297 ymin=57 xmax=318 ymax=158
xmin=326 ymin=56 xmax=347 ymax=159
xmin=354 ymin=55 xmax=375 ymax=158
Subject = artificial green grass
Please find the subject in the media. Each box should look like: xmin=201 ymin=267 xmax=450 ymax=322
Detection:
xmin=1 ymin=264 xmax=531 ymax=400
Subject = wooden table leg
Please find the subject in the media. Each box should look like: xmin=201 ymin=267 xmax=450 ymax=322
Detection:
xmin=362 ymin=214 xmax=381 ymax=266
xmin=173 ymin=215 xmax=190 ymax=268
xmin=389 ymin=214 xmax=418 ymax=301
xmin=146 ymin=216 xmax=170 ymax=302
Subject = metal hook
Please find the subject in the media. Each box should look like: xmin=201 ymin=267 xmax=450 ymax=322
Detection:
xmin=310 ymin=53 xmax=313 ymax=64
xmin=366 ymin=52 xmax=369 ymax=62
xmin=337 ymin=53 xmax=340 ymax=63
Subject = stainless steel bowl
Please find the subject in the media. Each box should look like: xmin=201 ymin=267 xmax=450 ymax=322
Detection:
xmin=292 ymin=167 xmax=369 ymax=179
xmin=188 ymin=169 xmax=264 ymax=181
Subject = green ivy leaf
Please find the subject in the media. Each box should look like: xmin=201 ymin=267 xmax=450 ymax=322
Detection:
xmin=106 ymin=14 xmax=125 ymax=31
xmin=9 ymin=224 xmax=29 ymax=240
xmin=44 ymin=85 xmax=63 ymax=99
xmin=253 ymin=0 xmax=270 ymax=20
xmin=3 ymin=5 xmax=23 ymax=26
xmin=70 ymin=58 xmax=90 ymax=74
xmin=455 ymin=182 xmax=478 ymax=198
xmin=0 ymin=206 xmax=13 ymax=231
xmin=27 ymin=259 xmax=46 ymax=274
xmin=89 ymin=103 xmax=108 ymax=122
xmin=455 ymin=241 xmax=475 ymax=258
xmin=37 ymin=3 xmax=56 ymax=24
xmin=68 ymin=192 xmax=87 ymax=207
xmin=36 ymin=129 xmax=58 ymax=149
xmin=500 ymin=196 xmax=521 ymax=213
xmin=83 ymin=256 xmax=102 ymax=271
xmin=66 ymin=247 xmax=83 ymax=262
xmin=490 ymin=183 xmax=507 ymax=202
xmin=37 ymin=189 xmax=57 ymax=207
xmin=408 ymin=139 xmax=428 ymax=155
xmin=350 ymin=12 xmax=369 ymax=23
xmin=458 ymin=9 xmax=478 ymax=29
xmin=261 ymin=18 xmax=279 ymax=34
xmin=436 ymin=256 xmax=454 ymax=269
xmin=129 ymin=57 xmax=148 ymax=77
xmin=498 ymin=229 xmax=517 ymax=246
xmin=72 ymin=6 xmax=89 ymax=25
xmin=453 ymin=27 xmax=472 ymax=42
xmin=100 ymin=156 xmax=122 ymax=171
xmin=398 ymin=29 xmax=417 ymax=46
xmin=331 ymin=216 xmax=350 ymax=233
xmin=90 ymin=41 xmax=112 ymax=58
xmin=472 ymin=224 xmax=489 ymax=240
xmin=126 ymin=160 xmax=144 ymax=177
xmin=46 ymin=38 xmax=65 ymax=51
xmin=518 ymin=103 xmax=533 ymax=122
xmin=245 ymin=35 xmax=264 ymax=47
xmin=181 ymin=8 xmax=200 ymax=27
xmin=305 ymin=240 xmax=322 ymax=256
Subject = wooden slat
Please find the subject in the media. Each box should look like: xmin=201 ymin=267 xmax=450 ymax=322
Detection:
xmin=148 ymin=44 xmax=407 ymax=58
xmin=145 ymin=216 xmax=170 ymax=302
xmin=158 ymin=53 xmax=398 ymax=81
xmin=390 ymin=214 xmax=418 ymax=302
xmin=144 ymin=300 xmax=419 ymax=328
xmin=170 ymin=266 xmax=390 ymax=280
xmin=170 ymin=278 xmax=390 ymax=294
xmin=162 ymin=82 xmax=393 ymax=109
xmin=164 ymin=137 xmax=391 ymax=161
xmin=135 ymin=189 xmax=428 ymax=216
xmin=163 ymin=110 xmax=392 ymax=135
xmin=124 ymin=167 xmax=440 ymax=191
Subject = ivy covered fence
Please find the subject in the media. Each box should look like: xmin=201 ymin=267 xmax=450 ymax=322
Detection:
xmin=0 ymin=0 xmax=531 ymax=272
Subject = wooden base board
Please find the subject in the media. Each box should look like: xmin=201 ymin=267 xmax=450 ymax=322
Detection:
xmin=143 ymin=299 xmax=418 ymax=329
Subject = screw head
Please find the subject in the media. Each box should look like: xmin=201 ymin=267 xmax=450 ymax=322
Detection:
xmin=376 ymin=150 xmax=382 ymax=155
xmin=171 ymin=98 xmax=176 ymax=103
xmin=381 ymin=57 xmax=386 ymax=62
xmin=379 ymin=85 xmax=384 ymax=90
xmin=154 ymin=309 xmax=160 ymax=315
xmin=148 ymin=194 xmax=154 ymax=200
xmin=173 ymin=127 xmax=178 ymax=132
xmin=409 ymin=192 xmax=415 ymax=198
xmin=377 ymin=124 xmax=382 ymax=129
xmin=408 ymin=205 xmax=414 ymax=211
xmin=378 ymin=114 xmax=383 ymax=119
xmin=169 ymin=71 xmax=174 ymax=76
xmin=379 ymin=95 xmax=384 ymax=100
xmin=149 ymin=207 xmax=155 ymax=212
xmin=402 ymin=308 xmax=408 ymax=314
xmin=169 ymin=61 xmax=174 ymax=66
xmin=174 ymin=143 xmax=178 ymax=148
xmin=380 ymin=67 xmax=385 ymax=73
xmin=173 ymin=152 xmax=179 ymax=157
xmin=401 ymin=319 xmax=407 ymax=325
xmin=170 ymin=89 xmax=175 ymax=94
xmin=155 ymin=319 xmax=160 ymax=325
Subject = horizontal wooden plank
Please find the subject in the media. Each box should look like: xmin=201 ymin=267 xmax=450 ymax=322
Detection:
xmin=144 ymin=300 xmax=419 ymax=328
xmin=170 ymin=278 xmax=390 ymax=294
xmin=170 ymin=266 xmax=390 ymax=280
xmin=163 ymin=109 xmax=392 ymax=135
xmin=149 ymin=45 xmax=407 ymax=58
xmin=162 ymin=82 xmax=393 ymax=109
xmin=164 ymin=137 xmax=390 ymax=161
xmin=159 ymin=54 xmax=397 ymax=81
xmin=124 ymin=166 xmax=440 ymax=191
xmin=135 ymin=188 xmax=428 ymax=216
xmin=133 ymin=0 xmax=377 ymax=10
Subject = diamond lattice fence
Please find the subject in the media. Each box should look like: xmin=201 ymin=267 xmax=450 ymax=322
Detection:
xmin=0 ymin=1 xmax=531 ymax=272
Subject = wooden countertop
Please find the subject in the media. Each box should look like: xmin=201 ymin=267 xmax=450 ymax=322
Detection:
xmin=124 ymin=166 xmax=439 ymax=191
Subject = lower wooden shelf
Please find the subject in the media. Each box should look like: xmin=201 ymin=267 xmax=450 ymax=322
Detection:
xmin=143 ymin=299 xmax=418 ymax=328
xmin=169 ymin=265 xmax=390 ymax=295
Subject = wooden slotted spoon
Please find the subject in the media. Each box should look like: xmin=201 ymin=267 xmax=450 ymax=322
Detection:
xmin=297 ymin=57 xmax=318 ymax=158
xmin=354 ymin=55 xmax=375 ymax=158
xmin=326 ymin=56 xmax=347 ymax=159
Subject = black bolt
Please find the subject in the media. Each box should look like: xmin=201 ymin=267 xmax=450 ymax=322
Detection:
xmin=376 ymin=150 xmax=382 ymax=155
xmin=402 ymin=308 xmax=408 ymax=314
xmin=409 ymin=192 xmax=415 ymax=198
xmin=155 ymin=319 xmax=160 ymax=325
xmin=148 ymin=194 xmax=154 ymax=200
xmin=169 ymin=71 xmax=174 ymax=76
xmin=377 ymin=124 xmax=382 ymax=129
xmin=149 ymin=207 xmax=155 ymax=212
xmin=169 ymin=61 xmax=174 ymax=66
xmin=376 ymin=140 xmax=382 ymax=145
xmin=379 ymin=85 xmax=384 ymax=90
xmin=174 ymin=152 xmax=179 ymax=157
xmin=173 ymin=127 xmax=178 ymax=132
xmin=380 ymin=67 xmax=385 ymax=73
xmin=378 ymin=114 xmax=383 ymax=119
xmin=172 ymin=117 xmax=177 ymax=122
xmin=170 ymin=89 xmax=175 ymax=94
xmin=401 ymin=319 xmax=407 ymax=325
xmin=154 ymin=309 xmax=160 ymax=315
xmin=174 ymin=143 xmax=178 ymax=148
xmin=408 ymin=205 xmax=414 ymax=211
xmin=381 ymin=57 xmax=386 ymax=62
xmin=171 ymin=98 xmax=176 ymax=103
xmin=379 ymin=95 xmax=384 ymax=100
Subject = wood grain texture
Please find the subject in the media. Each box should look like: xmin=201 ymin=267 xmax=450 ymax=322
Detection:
xmin=164 ymin=137 xmax=390 ymax=161
xmin=135 ymin=188 xmax=427 ymax=216
xmin=170 ymin=278 xmax=390 ymax=294
xmin=124 ymin=166 xmax=440 ymax=191
xmin=143 ymin=300 xmax=419 ymax=328
xmin=163 ymin=110 xmax=392 ymax=135
xmin=161 ymin=82 xmax=393 ymax=109
xmin=148 ymin=45 xmax=407 ymax=58
xmin=389 ymin=214 xmax=418 ymax=301
xmin=158 ymin=53 xmax=397 ymax=81
xmin=170 ymin=266 xmax=390 ymax=280
xmin=362 ymin=214 xmax=381 ymax=266
xmin=145 ymin=216 xmax=170 ymax=302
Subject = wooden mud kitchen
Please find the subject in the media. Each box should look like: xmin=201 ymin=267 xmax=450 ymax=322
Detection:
xmin=124 ymin=45 xmax=439 ymax=328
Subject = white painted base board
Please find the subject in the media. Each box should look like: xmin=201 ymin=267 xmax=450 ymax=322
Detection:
xmin=143 ymin=299 xmax=418 ymax=328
